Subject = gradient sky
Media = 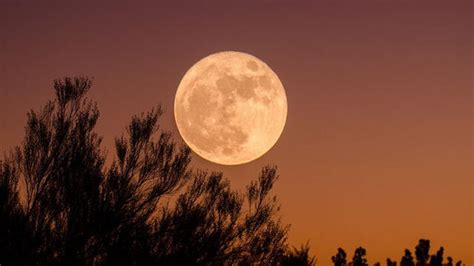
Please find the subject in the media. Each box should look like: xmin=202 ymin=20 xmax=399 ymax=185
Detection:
xmin=1 ymin=0 xmax=472 ymax=264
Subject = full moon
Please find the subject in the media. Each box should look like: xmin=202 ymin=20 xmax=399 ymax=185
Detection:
xmin=174 ymin=51 xmax=287 ymax=165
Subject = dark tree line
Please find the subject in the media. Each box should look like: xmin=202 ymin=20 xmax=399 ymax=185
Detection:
xmin=0 ymin=77 xmax=314 ymax=265
xmin=332 ymin=239 xmax=464 ymax=266
xmin=0 ymin=77 xmax=466 ymax=266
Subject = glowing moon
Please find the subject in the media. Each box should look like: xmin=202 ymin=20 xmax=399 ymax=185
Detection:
xmin=174 ymin=51 xmax=287 ymax=165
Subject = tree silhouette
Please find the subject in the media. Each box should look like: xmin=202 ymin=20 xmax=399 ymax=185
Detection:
xmin=387 ymin=258 xmax=397 ymax=266
xmin=332 ymin=248 xmax=348 ymax=266
xmin=428 ymin=247 xmax=444 ymax=266
xmin=446 ymin=257 xmax=453 ymax=266
xmin=0 ymin=77 xmax=468 ymax=265
xmin=401 ymin=249 xmax=415 ymax=266
xmin=415 ymin=239 xmax=431 ymax=266
xmin=150 ymin=167 xmax=289 ymax=264
xmin=330 ymin=242 xmax=465 ymax=266
xmin=0 ymin=160 xmax=34 ymax=265
xmin=352 ymin=247 xmax=368 ymax=266
xmin=0 ymin=77 xmax=313 ymax=265
xmin=280 ymin=243 xmax=316 ymax=266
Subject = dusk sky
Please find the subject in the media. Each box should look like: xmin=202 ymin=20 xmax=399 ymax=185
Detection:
xmin=1 ymin=1 xmax=472 ymax=264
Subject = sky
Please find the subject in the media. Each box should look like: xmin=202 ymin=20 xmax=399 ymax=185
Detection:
xmin=1 ymin=0 xmax=472 ymax=264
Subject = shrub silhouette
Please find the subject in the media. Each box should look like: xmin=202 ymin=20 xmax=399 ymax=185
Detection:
xmin=0 ymin=77 xmax=315 ymax=265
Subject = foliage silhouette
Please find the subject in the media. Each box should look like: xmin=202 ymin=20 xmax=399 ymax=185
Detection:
xmin=332 ymin=247 xmax=348 ymax=266
xmin=280 ymin=243 xmax=316 ymax=266
xmin=352 ymin=247 xmax=368 ymax=266
xmin=386 ymin=258 xmax=397 ymax=266
xmin=0 ymin=77 xmax=315 ymax=265
xmin=428 ymin=246 xmax=443 ymax=266
xmin=0 ymin=77 xmax=467 ymax=266
xmin=401 ymin=249 xmax=415 ymax=266
xmin=332 ymin=239 xmax=464 ymax=266
xmin=0 ymin=160 xmax=34 ymax=265
xmin=415 ymin=239 xmax=431 ymax=266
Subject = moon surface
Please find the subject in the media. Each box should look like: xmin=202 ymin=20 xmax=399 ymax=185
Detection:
xmin=174 ymin=51 xmax=287 ymax=165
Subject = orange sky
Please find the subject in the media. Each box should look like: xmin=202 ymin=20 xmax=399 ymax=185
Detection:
xmin=1 ymin=1 xmax=472 ymax=264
